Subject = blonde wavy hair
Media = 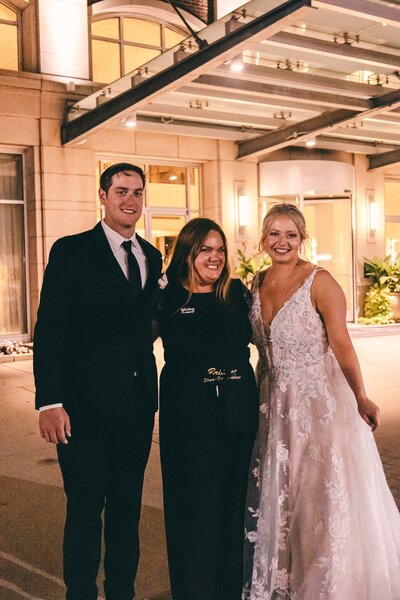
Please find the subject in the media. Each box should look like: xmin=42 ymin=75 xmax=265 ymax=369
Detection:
xmin=260 ymin=203 xmax=308 ymax=251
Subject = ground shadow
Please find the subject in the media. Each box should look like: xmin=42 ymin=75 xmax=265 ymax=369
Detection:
xmin=0 ymin=475 xmax=170 ymax=599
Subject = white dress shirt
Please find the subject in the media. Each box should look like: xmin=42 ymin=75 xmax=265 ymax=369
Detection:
xmin=39 ymin=221 xmax=148 ymax=411
xmin=101 ymin=220 xmax=148 ymax=287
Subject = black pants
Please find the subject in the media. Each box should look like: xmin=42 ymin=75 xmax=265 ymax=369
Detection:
xmin=57 ymin=411 xmax=154 ymax=600
xmin=160 ymin=371 xmax=258 ymax=600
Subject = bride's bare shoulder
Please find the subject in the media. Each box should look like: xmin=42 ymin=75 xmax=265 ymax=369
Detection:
xmin=312 ymin=268 xmax=345 ymax=299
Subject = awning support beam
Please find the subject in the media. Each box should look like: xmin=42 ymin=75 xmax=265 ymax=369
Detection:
xmin=368 ymin=148 xmax=400 ymax=170
xmin=238 ymin=88 xmax=400 ymax=159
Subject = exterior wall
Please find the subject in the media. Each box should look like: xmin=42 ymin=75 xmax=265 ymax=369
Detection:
xmin=1 ymin=60 xmax=398 ymax=332
xmin=203 ymin=141 xmax=258 ymax=265
xmin=353 ymin=155 xmax=386 ymax=317
xmin=0 ymin=71 xmax=98 ymax=325
xmin=88 ymin=0 xmax=213 ymax=23
xmin=2 ymin=0 xmax=400 ymax=339
xmin=0 ymin=68 xmax=256 ymax=333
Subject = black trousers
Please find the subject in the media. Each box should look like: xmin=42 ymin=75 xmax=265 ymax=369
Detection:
xmin=57 ymin=409 xmax=154 ymax=600
xmin=160 ymin=370 xmax=258 ymax=600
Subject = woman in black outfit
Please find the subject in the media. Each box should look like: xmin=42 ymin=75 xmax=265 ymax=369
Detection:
xmin=157 ymin=218 xmax=258 ymax=600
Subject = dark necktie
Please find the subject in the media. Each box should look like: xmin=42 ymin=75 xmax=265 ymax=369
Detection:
xmin=121 ymin=240 xmax=142 ymax=296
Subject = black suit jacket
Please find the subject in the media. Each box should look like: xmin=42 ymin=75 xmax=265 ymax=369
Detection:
xmin=34 ymin=222 xmax=162 ymax=428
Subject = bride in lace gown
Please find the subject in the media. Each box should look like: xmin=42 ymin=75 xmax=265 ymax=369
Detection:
xmin=242 ymin=203 xmax=400 ymax=600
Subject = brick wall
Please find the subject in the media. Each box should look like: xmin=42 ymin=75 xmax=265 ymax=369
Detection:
xmin=175 ymin=0 xmax=214 ymax=24
xmin=87 ymin=0 xmax=214 ymax=24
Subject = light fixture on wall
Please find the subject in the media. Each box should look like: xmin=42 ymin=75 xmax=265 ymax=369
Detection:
xmin=369 ymin=200 xmax=378 ymax=233
xmin=391 ymin=239 xmax=396 ymax=262
xmin=367 ymin=189 xmax=378 ymax=241
xmin=234 ymin=181 xmax=249 ymax=240
xmin=238 ymin=189 xmax=249 ymax=233
xmin=305 ymin=137 xmax=316 ymax=147
xmin=124 ymin=114 xmax=137 ymax=128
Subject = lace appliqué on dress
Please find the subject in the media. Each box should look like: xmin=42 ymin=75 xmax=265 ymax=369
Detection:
xmin=243 ymin=268 xmax=400 ymax=600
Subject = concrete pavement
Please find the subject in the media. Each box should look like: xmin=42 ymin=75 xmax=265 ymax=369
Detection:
xmin=0 ymin=351 xmax=169 ymax=600
xmin=0 ymin=334 xmax=399 ymax=599
xmin=350 ymin=332 xmax=400 ymax=505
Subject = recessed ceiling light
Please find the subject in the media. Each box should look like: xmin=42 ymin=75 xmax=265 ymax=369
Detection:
xmin=230 ymin=55 xmax=244 ymax=72
xmin=125 ymin=114 xmax=137 ymax=128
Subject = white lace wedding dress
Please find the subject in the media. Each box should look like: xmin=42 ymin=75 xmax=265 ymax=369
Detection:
xmin=242 ymin=268 xmax=400 ymax=600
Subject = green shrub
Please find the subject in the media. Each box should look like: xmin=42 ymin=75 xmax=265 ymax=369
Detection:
xmin=364 ymin=254 xmax=400 ymax=293
xmin=358 ymin=285 xmax=394 ymax=325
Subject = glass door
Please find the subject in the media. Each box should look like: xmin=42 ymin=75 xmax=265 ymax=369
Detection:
xmin=259 ymin=195 xmax=354 ymax=321
xmin=143 ymin=212 xmax=187 ymax=269
xmin=303 ymin=197 xmax=353 ymax=321
xmin=385 ymin=179 xmax=400 ymax=259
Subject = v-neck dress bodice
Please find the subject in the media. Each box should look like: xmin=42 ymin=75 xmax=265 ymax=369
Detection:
xmin=243 ymin=268 xmax=400 ymax=600
xmin=252 ymin=268 xmax=332 ymax=404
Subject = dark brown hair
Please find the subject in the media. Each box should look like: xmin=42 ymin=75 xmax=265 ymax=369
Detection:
xmin=100 ymin=163 xmax=146 ymax=192
xmin=167 ymin=218 xmax=231 ymax=303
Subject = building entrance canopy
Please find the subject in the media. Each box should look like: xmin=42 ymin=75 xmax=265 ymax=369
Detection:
xmin=63 ymin=0 xmax=400 ymax=170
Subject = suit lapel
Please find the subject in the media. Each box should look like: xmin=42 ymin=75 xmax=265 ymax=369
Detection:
xmin=91 ymin=222 xmax=133 ymax=303
xmin=90 ymin=224 xmax=161 ymax=322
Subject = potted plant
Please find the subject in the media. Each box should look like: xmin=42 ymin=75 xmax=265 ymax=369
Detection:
xmin=363 ymin=253 xmax=400 ymax=321
xmin=235 ymin=244 xmax=271 ymax=287
xmin=358 ymin=286 xmax=395 ymax=325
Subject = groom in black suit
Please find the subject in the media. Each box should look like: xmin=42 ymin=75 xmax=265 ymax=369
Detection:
xmin=34 ymin=163 xmax=162 ymax=600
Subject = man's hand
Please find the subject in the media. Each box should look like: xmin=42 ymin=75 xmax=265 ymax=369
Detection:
xmin=39 ymin=407 xmax=71 ymax=444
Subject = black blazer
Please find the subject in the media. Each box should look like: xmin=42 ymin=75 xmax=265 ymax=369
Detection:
xmin=34 ymin=222 xmax=162 ymax=427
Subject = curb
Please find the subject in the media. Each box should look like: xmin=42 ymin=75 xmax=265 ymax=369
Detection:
xmin=348 ymin=323 xmax=400 ymax=338
xmin=0 ymin=353 xmax=33 ymax=364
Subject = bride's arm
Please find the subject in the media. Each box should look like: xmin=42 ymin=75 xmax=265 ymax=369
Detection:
xmin=312 ymin=270 xmax=380 ymax=431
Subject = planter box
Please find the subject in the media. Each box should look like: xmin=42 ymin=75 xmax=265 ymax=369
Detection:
xmin=0 ymin=352 xmax=33 ymax=363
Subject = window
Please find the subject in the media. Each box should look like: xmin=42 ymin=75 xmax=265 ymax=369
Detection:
xmin=0 ymin=2 xmax=19 ymax=71
xmin=385 ymin=179 xmax=400 ymax=260
xmin=91 ymin=15 xmax=186 ymax=83
xmin=0 ymin=153 xmax=27 ymax=336
xmin=147 ymin=165 xmax=199 ymax=209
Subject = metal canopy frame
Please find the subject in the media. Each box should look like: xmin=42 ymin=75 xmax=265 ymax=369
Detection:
xmin=62 ymin=0 xmax=313 ymax=145
xmin=237 ymin=87 xmax=400 ymax=158
xmin=62 ymin=0 xmax=400 ymax=169
xmin=369 ymin=147 xmax=400 ymax=170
